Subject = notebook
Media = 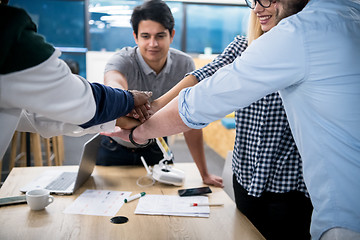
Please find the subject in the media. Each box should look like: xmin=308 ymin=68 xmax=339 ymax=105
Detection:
xmin=20 ymin=133 xmax=101 ymax=195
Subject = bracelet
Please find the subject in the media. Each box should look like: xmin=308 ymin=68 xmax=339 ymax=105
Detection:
xmin=129 ymin=127 xmax=154 ymax=148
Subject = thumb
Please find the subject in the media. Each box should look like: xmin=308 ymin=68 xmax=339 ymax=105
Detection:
xmin=144 ymin=91 xmax=152 ymax=97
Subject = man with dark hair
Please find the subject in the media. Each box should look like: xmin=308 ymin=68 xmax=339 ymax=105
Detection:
xmin=97 ymin=0 xmax=223 ymax=187
xmin=0 ymin=1 xmax=152 ymax=160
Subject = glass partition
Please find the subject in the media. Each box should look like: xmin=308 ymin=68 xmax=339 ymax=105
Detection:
xmin=9 ymin=0 xmax=250 ymax=77
xmin=186 ymin=4 xmax=249 ymax=54
xmin=9 ymin=0 xmax=87 ymax=78
xmin=88 ymin=0 xmax=183 ymax=51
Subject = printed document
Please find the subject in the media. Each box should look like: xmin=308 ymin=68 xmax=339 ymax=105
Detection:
xmin=135 ymin=194 xmax=210 ymax=217
xmin=64 ymin=190 xmax=131 ymax=216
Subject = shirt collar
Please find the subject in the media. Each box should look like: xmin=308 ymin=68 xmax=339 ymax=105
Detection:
xmin=136 ymin=47 xmax=172 ymax=76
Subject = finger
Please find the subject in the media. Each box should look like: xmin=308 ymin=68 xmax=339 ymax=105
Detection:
xmin=144 ymin=91 xmax=152 ymax=97
xmin=213 ymin=180 xmax=224 ymax=188
xmin=215 ymin=178 xmax=224 ymax=187
xmin=128 ymin=109 xmax=139 ymax=119
xmin=134 ymin=107 xmax=145 ymax=123
xmin=132 ymin=90 xmax=153 ymax=106
xmin=138 ymin=104 xmax=150 ymax=120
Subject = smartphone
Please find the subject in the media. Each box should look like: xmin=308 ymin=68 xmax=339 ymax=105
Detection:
xmin=178 ymin=187 xmax=212 ymax=197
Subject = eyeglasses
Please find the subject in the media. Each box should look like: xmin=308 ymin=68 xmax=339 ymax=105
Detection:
xmin=245 ymin=0 xmax=273 ymax=9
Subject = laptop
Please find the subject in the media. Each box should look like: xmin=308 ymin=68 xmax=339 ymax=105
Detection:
xmin=20 ymin=133 xmax=101 ymax=195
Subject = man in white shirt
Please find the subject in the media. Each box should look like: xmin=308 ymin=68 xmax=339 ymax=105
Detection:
xmin=0 ymin=2 xmax=151 ymax=160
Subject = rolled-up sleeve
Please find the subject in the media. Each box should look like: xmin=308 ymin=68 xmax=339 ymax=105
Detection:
xmin=178 ymin=87 xmax=209 ymax=129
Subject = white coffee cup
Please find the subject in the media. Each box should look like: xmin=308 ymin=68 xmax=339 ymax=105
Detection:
xmin=26 ymin=189 xmax=54 ymax=210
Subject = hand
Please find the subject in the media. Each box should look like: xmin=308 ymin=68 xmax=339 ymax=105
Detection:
xmin=101 ymin=126 xmax=148 ymax=144
xmin=129 ymin=104 xmax=153 ymax=123
xmin=129 ymin=99 xmax=162 ymax=123
xmin=129 ymin=89 xmax=152 ymax=106
xmin=128 ymin=90 xmax=152 ymax=122
xmin=202 ymin=174 xmax=224 ymax=188
xmin=116 ymin=116 xmax=141 ymax=130
xmin=101 ymin=126 xmax=131 ymax=142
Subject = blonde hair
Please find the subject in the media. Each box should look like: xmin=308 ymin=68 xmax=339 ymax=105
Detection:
xmin=247 ymin=11 xmax=264 ymax=45
xmin=247 ymin=0 xmax=309 ymax=45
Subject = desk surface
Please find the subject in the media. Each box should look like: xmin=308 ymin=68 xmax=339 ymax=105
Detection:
xmin=0 ymin=163 xmax=264 ymax=240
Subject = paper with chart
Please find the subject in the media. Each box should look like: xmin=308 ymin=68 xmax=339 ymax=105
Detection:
xmin=64 ymin=190 xmax=131 ymax=216
xmin=135 ymin=194 xmax=210 ymax=217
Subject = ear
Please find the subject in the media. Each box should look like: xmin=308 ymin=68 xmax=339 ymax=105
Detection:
xmin=170 ymin=29 xmax=175 ymax=43
xmin=133 ymin=32 xmax=138 ymax=44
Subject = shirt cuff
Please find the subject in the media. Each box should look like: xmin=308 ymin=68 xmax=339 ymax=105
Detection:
xmin=69 ymin=120 xmax=116 ymax=136
xmin=178 ymin=88 xmax=209 ymax=129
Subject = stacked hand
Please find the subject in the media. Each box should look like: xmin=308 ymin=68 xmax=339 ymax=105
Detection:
xmin=115 ymin=90 xmax=153 ymax=130
xmin=106 ymin=92 xmax=224 ymax=188
xmin=128 ymin=90 xmax=153 ymax=123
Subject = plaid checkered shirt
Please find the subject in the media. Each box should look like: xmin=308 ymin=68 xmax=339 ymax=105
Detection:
xmin=190 ymin=35 xmax=308 ymax=197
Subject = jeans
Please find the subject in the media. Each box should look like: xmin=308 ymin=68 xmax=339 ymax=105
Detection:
xmin=96 ymin=136 xmax=173 ymax=166
xmin=233 ymin=174 xmax=313 ymax=240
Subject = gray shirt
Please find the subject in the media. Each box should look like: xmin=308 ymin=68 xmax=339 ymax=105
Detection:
xmin=105 ymin=46 xmax=195 ymax=101
xmin=105 ymin=46 xmax=195 ymax=147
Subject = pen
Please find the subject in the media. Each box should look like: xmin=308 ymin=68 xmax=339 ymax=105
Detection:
xmin=124 ymin=192 xmax=146 ymax=203
xmin=190 ymin=203 xmax=224 ymax=207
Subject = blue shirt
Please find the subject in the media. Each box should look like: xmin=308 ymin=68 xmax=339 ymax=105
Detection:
xmin=178 ymin=0 xmax=360 ymax=239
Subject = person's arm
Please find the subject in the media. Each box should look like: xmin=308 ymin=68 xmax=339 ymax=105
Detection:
xmin=104 ymin=70 xmax=128 ymax=89
xmin=103 ymin=96 xmax=188 ymax=142
xmin=105 ymin=69 xmax=150 ymax=124
xmin=183 ymin=129 xmax=223 ymax=187
xmin=151 ymin=75 xmax=198 ymax=112
xmin=164 ymin=57 xmax=222 ymax=187
xmin=103 ymin=70 xmax=139 ymax=129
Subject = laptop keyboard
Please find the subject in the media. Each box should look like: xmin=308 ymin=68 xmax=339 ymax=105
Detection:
xmin=45 ymin=172 xmax=77 ymax=191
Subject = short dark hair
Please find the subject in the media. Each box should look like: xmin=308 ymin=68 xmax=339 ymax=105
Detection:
xmin=281 ymin=0 xmax=309 ymax=18
xmin=130 ymin=0 xmax=174 ymax=36
xmin=64 ymin=59 xmax=80 ymax=74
